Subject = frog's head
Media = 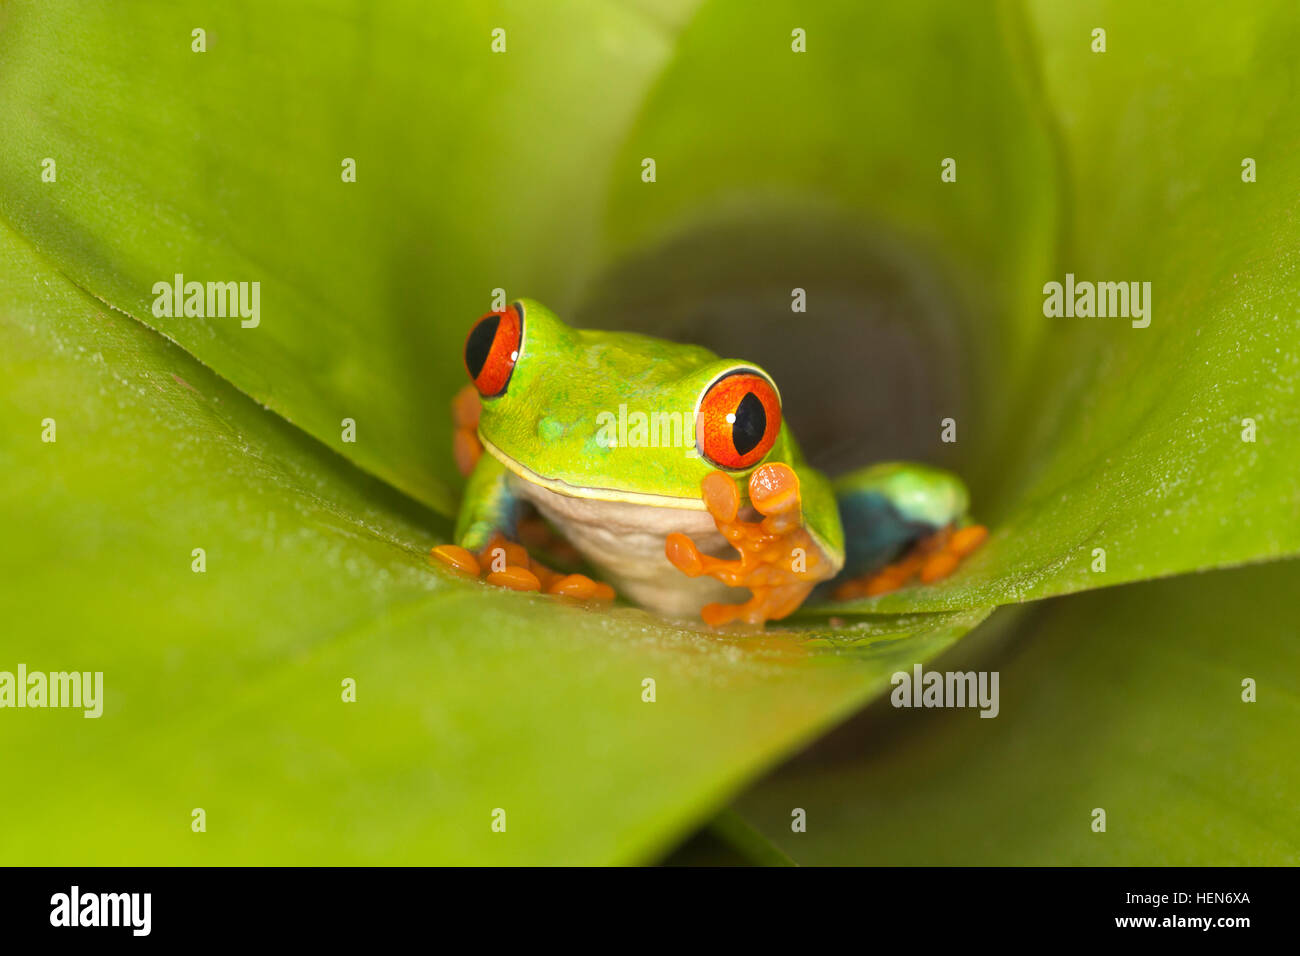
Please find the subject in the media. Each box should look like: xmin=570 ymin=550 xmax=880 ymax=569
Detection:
xmin=461 ymin=298 xmax=797 ymax=505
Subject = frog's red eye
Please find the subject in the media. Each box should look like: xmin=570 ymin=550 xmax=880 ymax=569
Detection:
xmin=696 ymin=369 xmax=781 ymax=470
xmin=464 ymin=303 xmax=523 ymax=397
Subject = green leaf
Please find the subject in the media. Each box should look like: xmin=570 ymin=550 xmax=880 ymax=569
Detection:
xmin=729 ymin=560 xmax=1300 ymax=864
xmin=0 ymin=0 xmax=699 ymax=516
xmin=845 ymin=0 xmax=1300 ymax=611
xmin=0 ymin=221 xmax=991 ymax=863
xmin=702 ymin=809 xmax=797 ymax=866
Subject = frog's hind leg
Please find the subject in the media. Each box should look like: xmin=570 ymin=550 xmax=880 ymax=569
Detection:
xmin=827 ymin=462 xmax=986 ymax=600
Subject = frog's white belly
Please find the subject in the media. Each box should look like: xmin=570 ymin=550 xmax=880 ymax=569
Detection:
xmin=508 ymin=475 xmax=751 ymax=618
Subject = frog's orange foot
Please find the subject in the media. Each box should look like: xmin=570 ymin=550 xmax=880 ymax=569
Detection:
xmin=452 ymin=384 xmax=483 ymax=477
xmin=666 ymin=464 xmax=837 ymax=627
xmin=832 ymin=524 xmax=987 ymax=601
xmin=431 ymin=533 xmax=614 ymax=602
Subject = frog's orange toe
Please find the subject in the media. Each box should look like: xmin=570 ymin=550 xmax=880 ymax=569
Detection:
xmin=919 ymin=524 xmax=986 ymax=582
xmin=476 ymin=534 xmax=530 ymax=572
xmin=700 ymin=471 xmax=740 ymax=523
xmin=547 ymin=571 xmax=615 ymax=603
xmin=548 ymin=573 xmax=599 ymax=599
xmin=665 ymin=532 xmax=706 ymax=577
xmin=453 ymin=430 xmax=482 ymax=477
xmin=950 ymin=524 xmax=988 ymax=557
xmin=864 ymin=569 xmax=906 ymax=596
xmin=919 ymin=551 xmax=960 ymax=584
xmin=700 ymin=602 xmax=739 ymax=629
xmin=504 ymin=541 xmax=530 ymax=568
xmin=486 ymin=566 xmax=542 ymax=591
xmin=431 ymin=544 xmax=480 ymax=576
xmin=451 ymin=383 xmax=482 ymax=428
xmin=527 ymin=560 xmax=561 ymax=591
xmin=451 ymin=384 xmax=484 ymax=477
xmin=831 ymin=578 xmax=867 ymax=601
xmin=748 ymin=463 xmax=800 ymax=516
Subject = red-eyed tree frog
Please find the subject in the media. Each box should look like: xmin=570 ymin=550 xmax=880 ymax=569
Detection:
xmin=432 ymin=300 xmax=986 ymax=627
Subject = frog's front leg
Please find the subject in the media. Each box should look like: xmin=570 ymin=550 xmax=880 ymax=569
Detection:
xmin=665 ymin=464 xmax=840 ymax=627
xmin=432 ymin=451 xmax=613 ymax=601
xmin=828 ymin=462 xmax=987 ymax=600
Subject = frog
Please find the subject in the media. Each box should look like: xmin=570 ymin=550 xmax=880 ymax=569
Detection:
xmin=432 ymin=299 xmax=986 ymax=627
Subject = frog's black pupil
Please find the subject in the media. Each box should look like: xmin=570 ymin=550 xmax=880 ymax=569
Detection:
xmin=732 ymin=392 xmax=766 ymax=456
xmin=465 ymin=315 xmax=500 ymax=379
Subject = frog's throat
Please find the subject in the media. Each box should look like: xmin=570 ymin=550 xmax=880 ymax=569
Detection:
xmin=480 ymin=433 xmax=719 ymax=509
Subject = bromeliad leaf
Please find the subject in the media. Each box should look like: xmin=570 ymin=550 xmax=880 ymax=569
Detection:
xmin=861 ymin=0 xmax=1300 ymax=611
xmin=0 ymin=221 xmax=991 ymax=864
xmin=733 ymin=560 xmax=1300 ymax=864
